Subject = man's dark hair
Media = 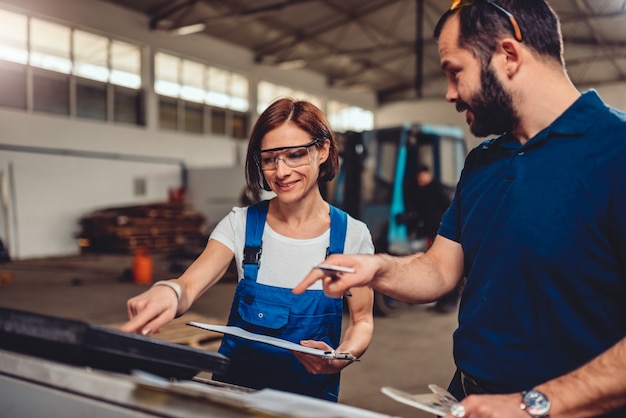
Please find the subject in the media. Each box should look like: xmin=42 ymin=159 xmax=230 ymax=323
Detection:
xmin=434 ymin=0 xmax=564 ymax=67
xmin=417 ymin=164 xmax=431 ymax=174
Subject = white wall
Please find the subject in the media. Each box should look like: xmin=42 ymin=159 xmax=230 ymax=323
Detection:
xmin=0 ymin=109 xmax=239 ymax=259
xmin=187 ymin=167 xmax=248 ymax=231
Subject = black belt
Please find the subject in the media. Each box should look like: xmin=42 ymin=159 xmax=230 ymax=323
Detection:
xmin=460 ymin=371 xmax=494 ymax=397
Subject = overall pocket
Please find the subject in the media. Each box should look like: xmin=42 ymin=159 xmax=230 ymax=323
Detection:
xmin=237 ymin=295 xmax=290 ymax=330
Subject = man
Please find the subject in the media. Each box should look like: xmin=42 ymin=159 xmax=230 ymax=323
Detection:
xmin=295 ymin=1 xmax=626 ymax=417
xmin=404 ymin=165 xmax=452 ymax=248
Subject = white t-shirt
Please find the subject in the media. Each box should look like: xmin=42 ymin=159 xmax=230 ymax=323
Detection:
xmin=210 ymin=206 xmax=374 ymax=290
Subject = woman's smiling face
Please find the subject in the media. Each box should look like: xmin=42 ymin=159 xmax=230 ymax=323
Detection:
xmin=260 ymin=121 xmax=328 ymax=202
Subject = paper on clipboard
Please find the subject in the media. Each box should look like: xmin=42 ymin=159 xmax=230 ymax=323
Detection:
xmin=187 ymin=322 xmax=358 ymax=361
xmin=381 ymin=384 xmax=460 ymax=416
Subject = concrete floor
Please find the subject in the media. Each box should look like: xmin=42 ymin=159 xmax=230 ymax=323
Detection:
xmin=0 ymin=253 xmax=458 ymax=418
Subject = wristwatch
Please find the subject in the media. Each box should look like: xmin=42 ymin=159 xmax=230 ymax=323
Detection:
xmin=520 ymin=389 xmax=551 ymax=417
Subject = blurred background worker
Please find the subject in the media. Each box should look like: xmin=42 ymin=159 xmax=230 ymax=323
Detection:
xmin=404 ymin=164 xmax=452 ymax=248
xmin=404 ymin=165 xmax=461 ymax=313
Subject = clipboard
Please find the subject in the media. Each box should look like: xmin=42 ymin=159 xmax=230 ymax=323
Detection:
xmin=188 ymin=322 xmax=359 ymax=361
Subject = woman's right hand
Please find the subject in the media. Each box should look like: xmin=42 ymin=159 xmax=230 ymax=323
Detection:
xmin=119 ymin=283 xmax=180 ymax=336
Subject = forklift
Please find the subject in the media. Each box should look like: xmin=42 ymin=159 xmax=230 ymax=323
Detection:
xmin=328 ymin=124 xmax=466 ymax=315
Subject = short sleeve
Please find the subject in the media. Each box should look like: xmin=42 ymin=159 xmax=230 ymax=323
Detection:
xmin=209 ymin=206 xmax=247 ymax=254
xmin=344 ymin=217 xmax=375 ymax=255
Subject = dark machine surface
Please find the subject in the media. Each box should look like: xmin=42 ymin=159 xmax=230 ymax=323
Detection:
xmin=0 ymin=306 xmax=230 ymax=379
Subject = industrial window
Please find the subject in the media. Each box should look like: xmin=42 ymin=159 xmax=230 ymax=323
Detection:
xmin=206 ymin=66 xmax=229 ymax=108
xmin=256 ymin=82 xmax=372 ymax=134
xmin=154 ymin=51 xmax=250 ymax=138
xmin=0 ymin=9 xmax=27 ymax=64
xmin=155 ymin=53 xmax=180 ymax=97
xmin=74 ymin=30 xmax=109 ymax=82
xmin=0 ymin=8 xmax=143 ymax=125
xmin=76 ymin=79 xmax=107 ymax=121
xmin=114 ymin=86 xmax=144 ymax=125
xmin=159 ymin=96 xmax=178 ymax=130
xmin=155 ymin=52 xmax=249 ymax=112
xmin=0 ymin=61 xmax=26 ymax=109
xmin=30 ymin=19 xmax=72 ymax=74
xmin=230 ymin=73 xmax=249 ymax=112
xmin=110 ymin=40 xmax=141 ymax=89
xmin=210 ymin=107 xmax=226 ymax=135
xmin=257 ymin=81 xmax=322 ymax=114
xmin=232 ymin=112 xmax=248 ymax=139
xmin=327 ymin=100 xmax=374 ymax=133
xmin=33 ymin=70 xmax=70 ymax=115
xmin=181 ymin=60 xmax=204 ymax=103
xmin=184 ymin=102 xmax=204 ymax=134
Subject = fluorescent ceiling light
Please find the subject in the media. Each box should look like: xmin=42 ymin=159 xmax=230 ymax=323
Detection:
xmin=172 ymin=23 xmax=206 ymax=36
xmin=277 ymin=59 xmax=306 ymax=70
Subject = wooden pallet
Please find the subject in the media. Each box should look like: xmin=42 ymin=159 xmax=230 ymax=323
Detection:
xmin=110 ymin=312 xmax=226 ymax=350
xmin=78 ymin=202 xmax=207 ymax=254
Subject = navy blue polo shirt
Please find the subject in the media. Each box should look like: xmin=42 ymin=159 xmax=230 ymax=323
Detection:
xmin=439 ymin=90 xmax=626 ymax=393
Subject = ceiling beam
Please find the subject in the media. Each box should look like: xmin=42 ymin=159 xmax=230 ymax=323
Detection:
xmin=573 ymin=0 xmax=626 ymax=80
xmin=149 ymin=0 xmax=199 ymax=30
xmin=253 ymin=0 xmax=404 ymax=58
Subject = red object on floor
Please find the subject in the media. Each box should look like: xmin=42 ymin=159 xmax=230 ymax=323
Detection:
xmin=133 ymin=246 xmax=153 ymax=285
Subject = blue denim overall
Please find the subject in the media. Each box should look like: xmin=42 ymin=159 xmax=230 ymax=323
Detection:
xmin=213 ymin=200 xmax=346 ymax=402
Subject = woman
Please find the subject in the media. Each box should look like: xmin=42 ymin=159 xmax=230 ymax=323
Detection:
xmin=121 ymin=98 xmax=374 ymax=402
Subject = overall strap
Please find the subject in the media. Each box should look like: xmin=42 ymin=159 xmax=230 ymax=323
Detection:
xmin=243 ymin=200 xmax=269 ymax=282
xmin=327 ymin=205 xmax=348 ymax=256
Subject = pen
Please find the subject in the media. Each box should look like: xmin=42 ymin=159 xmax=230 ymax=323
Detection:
xmin=315 ymin=264 xmax=355 ymax=297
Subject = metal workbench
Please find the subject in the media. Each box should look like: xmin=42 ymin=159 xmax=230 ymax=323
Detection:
xmin=0 ymin=307 xmax=397 ymax=418
xmin=0 ymin=349 xmax=397 ymax=418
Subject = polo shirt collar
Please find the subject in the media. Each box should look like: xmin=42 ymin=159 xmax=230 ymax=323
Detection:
xmin=542 ymin=89 xmax=604 ymax=138
xmin=491 ymin=89 xmax=604 ymax=151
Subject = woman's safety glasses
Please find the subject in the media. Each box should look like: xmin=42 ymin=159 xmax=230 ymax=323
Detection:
xmin=449 ymin=0 xmax=523 ymax=42
xmin=258 ymin=138 xmax=320 ymax=171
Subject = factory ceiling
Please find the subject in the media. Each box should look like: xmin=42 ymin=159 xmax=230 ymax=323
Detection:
xmin=102 ymin=0 xmax=626 ymax=104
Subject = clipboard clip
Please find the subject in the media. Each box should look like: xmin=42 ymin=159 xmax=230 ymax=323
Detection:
xmin=324 ymin=350 xmax=360 ymax=361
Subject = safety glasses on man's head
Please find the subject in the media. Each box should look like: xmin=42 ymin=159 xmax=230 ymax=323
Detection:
xmin=448 ymin=0 xmax=523 ymax=42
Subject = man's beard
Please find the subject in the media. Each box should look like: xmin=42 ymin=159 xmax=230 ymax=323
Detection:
xmin=457 ymin=64 xmax=519 ymax=137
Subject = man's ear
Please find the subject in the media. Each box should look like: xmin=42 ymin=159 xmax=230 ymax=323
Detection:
xmin=498 ymin=38 xmax=523 ymax=78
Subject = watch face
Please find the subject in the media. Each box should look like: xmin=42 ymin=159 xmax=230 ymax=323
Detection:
xmin=523 ymin=390 xmax=551 ymax=415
